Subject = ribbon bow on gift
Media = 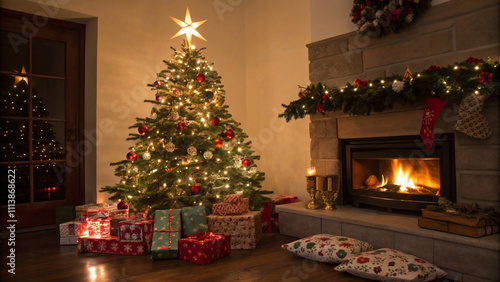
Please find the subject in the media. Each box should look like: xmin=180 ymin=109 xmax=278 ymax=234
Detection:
xmin=187 ymin=231 xmax=217 ymax=241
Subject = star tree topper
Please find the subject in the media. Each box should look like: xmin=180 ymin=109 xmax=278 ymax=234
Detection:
xmin=169 ymin=7 xmax=207 ymax=46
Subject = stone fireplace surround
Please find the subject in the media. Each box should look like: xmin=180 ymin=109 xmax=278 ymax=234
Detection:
xmin=278 ymin=1 xmax=500 ymax=281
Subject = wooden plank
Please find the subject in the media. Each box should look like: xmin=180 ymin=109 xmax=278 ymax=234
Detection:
xmin=418 ymin=217 xmax=499 ymax=238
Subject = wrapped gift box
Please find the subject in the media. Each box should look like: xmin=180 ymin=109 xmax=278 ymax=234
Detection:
xmin=109 ymin=208 xmax=129 ymax=219
xmin=261 ymin=194 xmax=298 ymax=233
xmin=78 ymin=236 xmax=151 ymax=255
xmin=119 ymin=219 xmax=152 ymax=242
xmin=207 ymin=211 xmax=262 ymax=249
xmin=60 ymin=236 xmax=78 ymax=245
xmin=59 ymin=221 xmax=80 ymax=236
xmin=212 ymin=194 xmax=250 ymax=215
xmin=75 ymin=203 xmax=106 ymax=221
xmin=152 ymin=209 xmax=182 ymax=259
xmin=181 ymin=206 xmax=208 ymax=237
xmin=111 ymin=218 xmax=127 ymax=237
xmin=178 ymin=233 xmax=231 ymax=265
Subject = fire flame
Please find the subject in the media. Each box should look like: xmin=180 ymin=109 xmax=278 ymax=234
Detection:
xmin=394 ymin=165 xmax=416 ymax=192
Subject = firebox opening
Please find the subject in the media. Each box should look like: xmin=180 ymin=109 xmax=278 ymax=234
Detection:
xmin=353 ymin=158 xmax=440 ymax=196
xmin=341 ymin=134 xmax=455 ymax=211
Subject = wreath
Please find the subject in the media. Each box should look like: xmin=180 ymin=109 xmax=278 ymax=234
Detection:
xmin=351 ymin=0 xmax=432 ymax=38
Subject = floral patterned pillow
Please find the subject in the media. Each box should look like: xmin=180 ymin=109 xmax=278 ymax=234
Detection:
xmin=334 ymin=248 xmax=447 ymax=282
xmin=281 ymin=234 xmax=374 ymax=263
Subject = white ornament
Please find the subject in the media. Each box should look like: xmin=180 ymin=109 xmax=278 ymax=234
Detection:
xmin=249 ymin=167 xmax=257 ymax=174
xmin=165 ymin=142 xmax=176 ymax=152
xmin=169 ymin=111 xmax=179 ymax=120
xmin=187 ymin=146 xmax=197 ymax=156
xmin=132 ymin=166 xmax=139 ymax=173
xmin=203 ymin=151 xmax=213 ymax=160
xmin=142 ymin=151 xmax=151 ymax=160
xmin=151 ymin=112 xmax=157 ymax=119
xmin=392 ymin=80 xmax=405 ymax=93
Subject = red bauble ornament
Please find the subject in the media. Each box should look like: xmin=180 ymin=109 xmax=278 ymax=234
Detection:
xmin=173 ymin=88 xmax=182 ymax=97
xmin=177 ymin=121 xmax=188 ymax=131
xmin=322 ymin=94 xmax=329 ymax=100
xmin=191 ymin=184 xmax=202 ymax=195
xmin=298 ymin=91 xmax=307 ymax=98
xmin=126 ymin=151 xmax=137 ymax=161
xmin=214 ymin=138 xmax=223 ymax=148
xmin=225 ymin=129 xmax=235 ymax=139
xmin=242 ymin=158 xmax=252 ymax=166
xmin=117 ymin=201 xmax=129 ymax=210
xmin=138 ymin=124 xmax=149 ymax=135
xmin=196 ymin=73 xmax=205 ymax=82
xmin=155 ymin=95 xmax=163 ymax=102
xmin=154 ymin=80 xmax=162 ymax=87
xmin=210 ymin=117 xmax=220 ymax=126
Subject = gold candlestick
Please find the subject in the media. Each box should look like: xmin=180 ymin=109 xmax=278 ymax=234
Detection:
xmin=322 ymin=175 xmax=340 ymax=210
xmin=306 ymin=176 xmax=319 ymax=209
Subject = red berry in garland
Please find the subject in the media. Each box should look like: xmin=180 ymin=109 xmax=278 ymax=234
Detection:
xmin=126 ymin=151 xmax=137 ymax=161
xmin=210 ymin=117 xmax=220 ymax=125
xmin=138 ymin=124 xmax=149 ymax=135
xmin=177 ymin=121 xmax=188 ymax=131
xmin=191 ymin=184 xmax=202 ymax=195
xmin=242 ymin=158 xmax=252 ymax=166
xmin=225 ymin=129 xmax=235 ymax=139
xmin=196 ymin=73 xmax=205 ymax=82
xmin=214 ymin=138 xmax=223 ymax=148
xmin=117 ymin=201 xmax=129 ymax=210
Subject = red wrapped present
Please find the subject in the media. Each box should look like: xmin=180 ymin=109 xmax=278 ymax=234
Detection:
xmin=207 ymin=211 xmax=262 ymax=249
xmin=118 ymin=219 xmax=152 ymax=242
xmin=81 ymin=218 xmax=111 ymax=238
xmin=78 ymin=236 xmax=151 ymax=255
xmin=178 ymin=232 xmax=231 ymax=265
xmin=261 ymin=194 xmax=299 ymax=233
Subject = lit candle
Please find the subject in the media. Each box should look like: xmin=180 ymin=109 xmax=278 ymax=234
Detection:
xmin=307 ymin=167 xmax=316 ymax=176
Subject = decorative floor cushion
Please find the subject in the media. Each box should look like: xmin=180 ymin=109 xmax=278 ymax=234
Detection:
xmin=334 ymin=248 xmax=447 ymax=282
xmin=281 ymin=234 xmax=373 ymax=263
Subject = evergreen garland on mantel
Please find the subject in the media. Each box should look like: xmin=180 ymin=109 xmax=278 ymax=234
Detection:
xmin=279 ymin=58 xmax=499 ymax=122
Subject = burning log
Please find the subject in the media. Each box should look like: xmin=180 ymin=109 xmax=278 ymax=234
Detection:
xmin=365 ymin=175 xmax=381 ymax=188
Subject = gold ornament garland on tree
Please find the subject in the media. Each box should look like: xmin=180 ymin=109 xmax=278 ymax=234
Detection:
xmin=351 ymin=0 xmax=432 ymax=38
xmin=279 ymin=57 xmax=499 ymax=140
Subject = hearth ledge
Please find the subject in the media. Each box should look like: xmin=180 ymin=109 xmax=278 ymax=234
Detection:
xmin=277 ymin=202 xmax=500 ymax=251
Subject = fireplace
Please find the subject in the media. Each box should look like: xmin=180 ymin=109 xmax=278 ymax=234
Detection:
xmin=341 ymin=134 xmax=456 ymax=211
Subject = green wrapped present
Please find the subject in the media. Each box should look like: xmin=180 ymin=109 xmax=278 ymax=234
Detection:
xmin=151 ymin=209 xmax=181 ymax=259
xmin=181 ymin=206 xmax=208 ymax=237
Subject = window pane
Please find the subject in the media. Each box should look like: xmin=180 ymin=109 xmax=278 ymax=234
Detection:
xmin=0 ymin=119 xmax=29 ymax=161
xmin=1 ymin=164 xmax=30 ymax=204
xmin=34 ymin=162 xmax=65 ymax=202
xmin=33 ymin=120 xmax=65 ymax=161
xmin=0 ymin=30 xmax=28 ymax=73
xmin=32 ymin=37 xmax=65 ymax=77
xmin=32 ymin=77 xmax=65 ymax=119
xmin=0 ymin=73 xmax=29 ymax=117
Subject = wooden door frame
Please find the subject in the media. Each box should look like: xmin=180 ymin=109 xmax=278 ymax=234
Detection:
xmin=0 ymin=8 xmax=85 ymax=229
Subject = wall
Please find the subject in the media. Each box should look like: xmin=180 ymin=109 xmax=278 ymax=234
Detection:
xmin=307 ymin=0 xmax=500 ymax=209
xmin=1 ymin=0 xmax=312 ymax=203
xmin=245 ymin=0 xmax=311 ymax=200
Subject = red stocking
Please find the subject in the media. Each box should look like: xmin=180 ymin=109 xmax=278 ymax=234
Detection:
xmin=420 ymin=96 xmax=448 ymax=151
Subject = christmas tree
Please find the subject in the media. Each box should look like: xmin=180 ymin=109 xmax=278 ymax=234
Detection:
xmin=1 ymin=69 xmax=65 ymax=203
xmin=101 ymin=9 xmax=266 ymax=214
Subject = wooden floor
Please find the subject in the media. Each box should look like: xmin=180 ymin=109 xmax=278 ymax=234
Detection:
xmin=0 ymin=230 xmax=371 ymax=282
